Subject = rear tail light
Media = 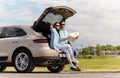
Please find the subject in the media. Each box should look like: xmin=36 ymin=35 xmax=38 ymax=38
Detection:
xmin=33 ymin=39 xmax=48 ymax=43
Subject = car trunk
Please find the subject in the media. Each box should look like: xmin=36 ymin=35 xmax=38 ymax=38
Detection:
xmin=32 ymin=6 xmax=76 ymax=32
xmin=32 ymin=6 xmax=76 ymax=45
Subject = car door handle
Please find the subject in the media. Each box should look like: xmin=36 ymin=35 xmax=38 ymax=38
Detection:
xmin=12 ymin=41 xmax=18 ymax=43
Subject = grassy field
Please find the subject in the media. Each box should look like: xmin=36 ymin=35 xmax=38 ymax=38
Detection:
xmin=5 ymin=55 xmax=120 ymax=72
xmin=65 ymin=55 xmax=120 ymax=72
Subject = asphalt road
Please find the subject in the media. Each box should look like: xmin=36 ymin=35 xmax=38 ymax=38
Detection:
xmin=1 ymin=71 xmax=120 ymax=78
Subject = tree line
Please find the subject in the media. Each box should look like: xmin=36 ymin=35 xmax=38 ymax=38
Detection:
xmin=78 ymin=44 xmax=120 ymax=57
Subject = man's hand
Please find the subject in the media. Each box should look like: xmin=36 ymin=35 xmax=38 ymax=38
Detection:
xmin=68 ymin=36 xmax=72 ymax=39
xmin=76 ymin=36 xmax=79 ymax=39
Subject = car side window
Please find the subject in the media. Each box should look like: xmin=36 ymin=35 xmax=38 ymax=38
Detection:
xmin=0 ymin=27 xmax=3 ymax=38
xmin=15 ymin=28 xmax=27 ymax=36
xmin=0 ymin=27 xmax=15 ymax=38
xmin=0 ymin=27 xmax=27 ymax=38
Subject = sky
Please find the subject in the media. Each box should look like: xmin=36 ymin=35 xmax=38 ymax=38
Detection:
xmin=0 ymin=0 xmax=120 ymax=48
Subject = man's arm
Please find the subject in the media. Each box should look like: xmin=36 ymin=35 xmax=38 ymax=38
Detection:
xmin=61 ymin=37 xmax=69 ymax=41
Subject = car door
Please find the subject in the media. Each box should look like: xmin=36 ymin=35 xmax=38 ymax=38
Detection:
xmin=0 ymin=27 xmax=19 ymax=58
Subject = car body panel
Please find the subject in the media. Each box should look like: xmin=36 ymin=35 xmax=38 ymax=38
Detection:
xmin=0 ymin=26 xmax=58 ymax=62
xmin=0 ymin=37 xmax=19 ymax=61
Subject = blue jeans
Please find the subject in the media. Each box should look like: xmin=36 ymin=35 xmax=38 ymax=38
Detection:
xmin=72 ymin=48 xmax=78 ymax=66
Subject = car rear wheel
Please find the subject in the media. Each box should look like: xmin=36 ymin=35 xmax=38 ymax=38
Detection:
xmin=47 ymin=65 xmax=65 ymax=73
xmin=13 ymin=49 xmax=34 ymax=73
xmin=0 ymin=66 xmax=7 ymax=72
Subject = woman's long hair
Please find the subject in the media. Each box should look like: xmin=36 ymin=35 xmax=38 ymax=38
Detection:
xmin=54 ymin=22 xmax=60 ymax=33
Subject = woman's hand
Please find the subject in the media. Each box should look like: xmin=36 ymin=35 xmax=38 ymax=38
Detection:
xmin=50 ymin=24 xmax=53 ymax=29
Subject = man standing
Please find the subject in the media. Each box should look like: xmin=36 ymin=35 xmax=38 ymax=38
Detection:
xmin=59 ymin=20 xmax=80 ymax=71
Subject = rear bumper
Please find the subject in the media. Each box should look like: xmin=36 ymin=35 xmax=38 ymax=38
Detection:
xmin=34 ymin=57 xmax=68 ymax=66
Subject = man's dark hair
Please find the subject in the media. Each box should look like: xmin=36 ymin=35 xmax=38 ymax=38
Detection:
xmin=60 ymin=20 xmax=66 ymax=25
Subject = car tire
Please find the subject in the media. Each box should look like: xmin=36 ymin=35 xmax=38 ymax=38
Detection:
xmin=13 ymin=49 xmax=34 ymax=73
xmin=0 ymin=66 xmax=7 ymax=72
xmin=47 ymin=65 xmax=65 ymax=73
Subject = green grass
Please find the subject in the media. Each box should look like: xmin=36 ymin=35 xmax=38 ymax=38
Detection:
xmin=65 ymin=55 xmax=120 ymax=71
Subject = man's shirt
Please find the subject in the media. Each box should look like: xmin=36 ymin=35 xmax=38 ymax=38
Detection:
xmin=59 ymin=29 xmax=69 ymax=44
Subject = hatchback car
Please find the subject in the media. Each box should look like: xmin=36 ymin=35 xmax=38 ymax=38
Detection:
xmin=0 ymin=6 xmax=76 ymax=73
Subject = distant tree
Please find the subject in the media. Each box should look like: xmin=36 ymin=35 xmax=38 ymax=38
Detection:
xmin=106 ymin=45 xmax=113 ymax=51
xmin=96 ymin=44 xmax=102 ymax=56
xmin=116 ymin=45 xmax=120 ymax=51
xmin=101 ymin=45 xmax=107 ymax=51
xmin=82 ymin=48 xmax=88 ymax=58
xmin=79 ymin=44 xmax=120 ymax=56
xmin=88 ymin=46 xmax=95 ymax=51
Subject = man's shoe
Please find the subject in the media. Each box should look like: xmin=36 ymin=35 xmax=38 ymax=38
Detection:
xmin=70 ymin=67 xmax=80 ymax=71
xmin=76 ymin=67 xmax=81 ymax=71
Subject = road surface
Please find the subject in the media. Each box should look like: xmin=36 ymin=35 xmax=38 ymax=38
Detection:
xmin=1 ymin=71 xmax=120 ymax=78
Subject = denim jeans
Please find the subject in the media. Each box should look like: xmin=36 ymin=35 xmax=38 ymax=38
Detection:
xmin=72 ymin=48 xmax=79 ymax=66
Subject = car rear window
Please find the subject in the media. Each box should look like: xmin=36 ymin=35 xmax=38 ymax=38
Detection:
xmin=42 ymin=13 xmax=63 ymax=25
